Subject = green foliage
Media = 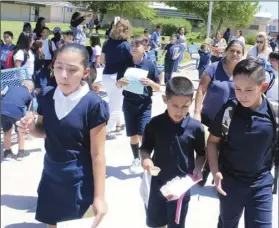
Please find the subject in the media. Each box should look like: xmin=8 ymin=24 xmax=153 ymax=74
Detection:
xmin=165 ymin=1 xmax=259 ymax=33
xmin=72 ymin=1 xmax=156 ymax=20
xmin=244 ymin=34 xmax=256 ymax=45
xmin=186 ymin=32 xmax=200 ymax=41
xmin=133 ymin=27 xmax=145 ymax=36
xmin=151 ymin=17 xmax=192 ymax=36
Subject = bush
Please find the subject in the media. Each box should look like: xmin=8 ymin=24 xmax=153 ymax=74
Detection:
xmin=244 ymin=34 xmax=256 ymax=45
xmin=133 ymin=27 xmax=145 ymax=37
xmin=151 ymin=17 xmax=192 ymax=36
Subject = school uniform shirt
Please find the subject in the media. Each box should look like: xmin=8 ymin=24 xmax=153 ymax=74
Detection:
xmin=42 ymin=39 xmax=57 ymax=60
xmin=164 ymin=43 xmax=180 ymax=61
xmin=209 ymin=96 xmax=274 ymax=187
xmin=37 ymin=83 xmax=109 ymax=162
xmin=197 ymin=50 xmax=211 ymax=70
xmin=102 ymin=38 xmax=133 ymax=79
xmin=92 ymin=45 xmax=101 ymax=63
xmin=151 ymin=31 xmax=160 ymax=50
xmin=141 ymin=111 xmax=205 ymax=182
xmin=1 ymin=85 xmax=33 ymax=120
xmin=71 ymin=25 xmax=87 ymax=46
xmin=231 ymin=36 xmax=246 ymax=46
xmin=122 ymin=58 xmax=159 ymax=103
xmin=1 ymin=44 xmax=15 ymax=68
xmin=248 ymin=46 xmax=272 ymax=61
xmin=202 ymin=59 xmax=235 ymax=122
xmin=13 ymin=49 xmax=35 ymax=76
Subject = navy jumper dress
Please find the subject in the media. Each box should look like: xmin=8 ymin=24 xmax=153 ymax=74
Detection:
xmin=35 ymin=87 xmax=109 ymax=225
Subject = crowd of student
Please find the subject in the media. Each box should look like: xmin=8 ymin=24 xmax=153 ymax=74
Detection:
xmin=1 ymin=14 xmax=279 ymax=228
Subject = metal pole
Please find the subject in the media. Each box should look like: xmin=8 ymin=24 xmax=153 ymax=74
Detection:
xmin=206 ymin=0 xmax=213 ymax=38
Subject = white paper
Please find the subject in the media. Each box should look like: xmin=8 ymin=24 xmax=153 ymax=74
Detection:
xmin=160 ymin=175 xmax=202 ymax=201
xmin=123 ymin=67 xmax=148 ymax=95
xmin=139 ymin=171 xmax=152 ymax=207
xmin=57 ymin=217 xmax=94 ymax=228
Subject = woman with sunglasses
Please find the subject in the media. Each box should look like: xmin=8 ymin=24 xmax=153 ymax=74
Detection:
xmin=247 ymin=32 xmax=272 ymax=61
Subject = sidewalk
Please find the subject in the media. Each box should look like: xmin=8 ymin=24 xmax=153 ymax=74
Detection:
xmin=1 ymin=69 xmax=278 ymax=228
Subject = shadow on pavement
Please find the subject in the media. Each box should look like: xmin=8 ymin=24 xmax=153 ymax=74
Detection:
xmin=5 ymin=223 xmax=44 ymax=228
xmin=106 ymin=165 xmax=142 ymax=180
xmin=190 ymin=185 xmax=218 ymax=199
xmin=1 ymin=194 xmax=37 ymax=212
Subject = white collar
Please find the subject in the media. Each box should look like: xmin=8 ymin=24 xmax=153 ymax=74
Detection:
xmin=53 ymin=82 xmax=89 ymax=102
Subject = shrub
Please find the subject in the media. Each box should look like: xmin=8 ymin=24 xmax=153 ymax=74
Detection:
xmin=151 ymin=17 xmax=192 ymax=36
xmin=133 ymin=27 xmax=145 ymax=37
xmin=244 ymin=34 xmax=256 ymax=45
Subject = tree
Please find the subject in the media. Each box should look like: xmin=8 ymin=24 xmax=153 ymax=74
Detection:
xmin=165 ymin=1 xmax=259 ymax=35
xmin=71 ymin=1 xmax=156 ymax=21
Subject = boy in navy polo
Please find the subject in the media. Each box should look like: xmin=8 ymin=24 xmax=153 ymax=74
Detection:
xmin=140 ymin=77 xmax=206 ymax=228
xmin=117 ymin=37 xmax=160 ymax=174
xmin=207 ymin=59 xmax=277 ymax=228
xmin=162 ymin=34 xmax=181 ymax=83
xmin=1 ymin=31 xmax=15 ymax=69
xmin=151 ymin=25 xmax=162 ymax=62
xmin=1 ymin=79 xmax=34 ymax=160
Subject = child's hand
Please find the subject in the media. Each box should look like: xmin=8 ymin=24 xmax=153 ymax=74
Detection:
xmin=142 ymin=158 xmax=154 ymax=175
xmin=214 ymin=172 xmax=227 ymax=196
xmin=16 ymin=115 xmax=35 ymax=135
xmin=140 ymin=78 xmax=153 ymax=87
xmin=116 ymin=78 xmax=129 ymax=88
xmin=193 ymin=168 xmax=203 ymax=180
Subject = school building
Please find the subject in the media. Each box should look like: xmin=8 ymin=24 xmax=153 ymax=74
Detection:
xmin=0 ymin=1 xmax=89 ymax=23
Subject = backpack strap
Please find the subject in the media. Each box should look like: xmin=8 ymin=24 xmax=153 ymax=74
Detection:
xmin=221 ymin=98 xmax=238 ymax=142
xmin=264 ymin=95 xmax=279 ymax=194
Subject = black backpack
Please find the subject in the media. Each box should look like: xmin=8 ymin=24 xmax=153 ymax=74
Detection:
xmin=221 ymin=96 xmax=279 ymax=194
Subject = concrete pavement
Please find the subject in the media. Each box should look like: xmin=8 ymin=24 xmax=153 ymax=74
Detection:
xmin=1 ymin=68 xmax=278 ymax=228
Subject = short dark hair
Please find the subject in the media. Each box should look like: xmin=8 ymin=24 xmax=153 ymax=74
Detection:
xmin=4 ymin=31 xmax=13 ymax=38
xmin=156 ymin=25 xmax=162 ymax=29
xmin=165 ymin=77 xmax=194 ymax=99
xmin=63 ymin=30 xmax=74 ymax=37
xmin=90 ymin=35 xmax=101 ymax=47
xmin=269 ymin=51 xmax=279 ymax=60
xmin=144 ymin=29 xmax=149 ymax=33
xmin=233 ymin=59 xmax=266 ymax=85
xmin=40 ymin=26 xmax=50 ymax=33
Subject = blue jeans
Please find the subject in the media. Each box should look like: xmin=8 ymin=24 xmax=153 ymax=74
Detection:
xmin=173 ymin=45 xmax=186 ymax=72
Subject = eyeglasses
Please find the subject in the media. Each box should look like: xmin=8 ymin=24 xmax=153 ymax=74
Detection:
xmin=256 ymin=40 xmax=264 ymax=44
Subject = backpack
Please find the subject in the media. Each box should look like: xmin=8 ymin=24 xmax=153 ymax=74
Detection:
xmin=5 ymin=49 xmax=28 ymax=69
xmin=222 ymin=96 xmax=279 ymax=194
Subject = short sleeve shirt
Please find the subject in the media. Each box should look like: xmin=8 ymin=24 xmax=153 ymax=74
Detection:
xmin=141 ymin=111 xmax=205 ymax=182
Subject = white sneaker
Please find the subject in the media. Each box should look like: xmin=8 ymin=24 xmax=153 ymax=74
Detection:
xmin=129 ymin=158 xmax=143 ymax=174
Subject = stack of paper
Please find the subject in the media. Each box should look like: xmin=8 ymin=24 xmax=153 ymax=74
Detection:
xmin=160 ymin=175 xmax=202 ymax=201
xmin=57 ymin=217 xmax=94 ymax=228
xmin=123 ymin=67 xmax=148 ymax=95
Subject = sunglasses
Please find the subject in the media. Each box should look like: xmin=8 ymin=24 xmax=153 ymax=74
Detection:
xmin=256 ymin=40 xmax=264 ymax=44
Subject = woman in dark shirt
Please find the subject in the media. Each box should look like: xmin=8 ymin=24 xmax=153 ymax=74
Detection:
xmin=101 ymin=19 xmax=133 ymax=140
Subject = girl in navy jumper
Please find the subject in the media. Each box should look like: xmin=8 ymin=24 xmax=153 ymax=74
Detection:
xmin=17 ymin=43 xmax=109 ymax=228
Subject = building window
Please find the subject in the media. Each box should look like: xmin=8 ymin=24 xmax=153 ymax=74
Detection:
xmin=249 ymin=24 xmax=259 ymax=30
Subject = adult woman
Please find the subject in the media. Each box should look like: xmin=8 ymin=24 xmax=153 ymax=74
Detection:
xmin=17 ymin=43 xmax=108 ymax=228
xmin=101 ymin=19 xmax=133 ymax=140
xmin=70 ymin=12 xmax=91 ymax=46
xmin=231 ymin=29 xmax=245 ymax=46
xmin=247 ymin=32 xmax=272 ymax=61
xmin=13 ymin=32 xmax=35 ymax=78
xmin=33 ymin=17 xmax=46 ymax=40
xmin=194 ymin=40 xmax=245 ymax=186
xmin=210 ymin=30 xmax=227 ymax=63
xmin=173 ymin=27 xmax=187 ymax=72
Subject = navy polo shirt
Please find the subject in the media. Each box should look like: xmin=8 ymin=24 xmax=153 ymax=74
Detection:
xmin=1 ymin=85 xmax=33 ymax=120
xmin=141 ymin=111 xmax=206 ymax=181
xmin=37 ymin=87 xmax=109 ymax=162
xmin=202 ymin=59 xmax=235 ymax=122
xmin=164 ymin=43 xmax=180 ymax=61
xmin=209 ymin=97 xmax=274 ymax=186
xmin=102 ymin=38 xmax=133 ymax=79
xmin=122 ymin=58 xmax=159 ymax=103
